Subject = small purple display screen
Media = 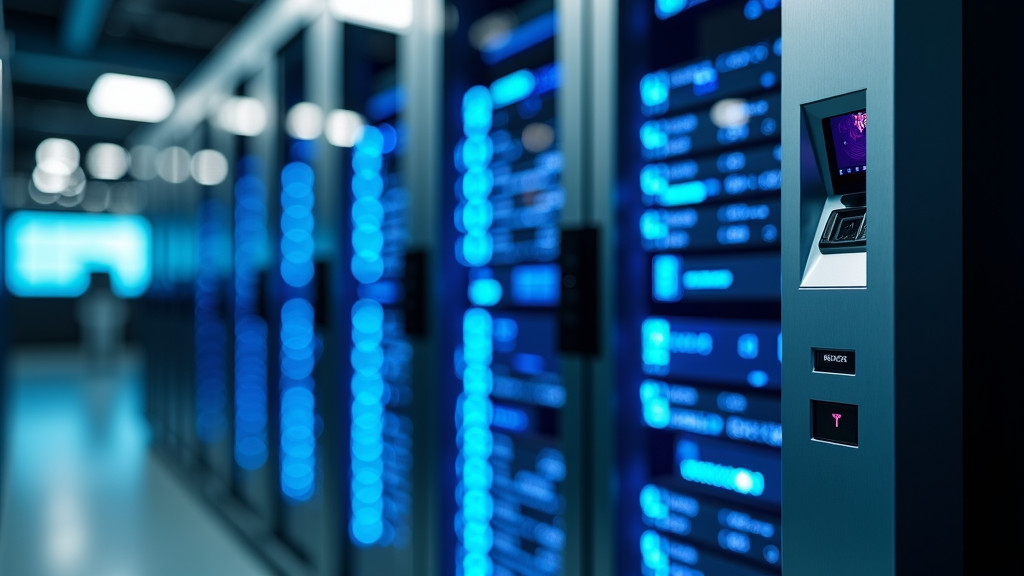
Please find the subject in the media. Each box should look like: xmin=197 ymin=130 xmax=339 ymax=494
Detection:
xmin=823 ymin=109 xmax=867 ymax=194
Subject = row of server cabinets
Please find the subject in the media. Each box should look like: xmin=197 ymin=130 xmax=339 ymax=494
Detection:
xmin=135 ymin=1 xmax=1011 ymax=575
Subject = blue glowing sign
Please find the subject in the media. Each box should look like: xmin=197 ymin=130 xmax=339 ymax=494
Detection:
xmin=4 ymin=210 xmax=151 ymax=298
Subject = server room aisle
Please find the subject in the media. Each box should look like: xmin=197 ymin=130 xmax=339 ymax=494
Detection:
xmin=0 ymin=345 xmax=275 ymax=576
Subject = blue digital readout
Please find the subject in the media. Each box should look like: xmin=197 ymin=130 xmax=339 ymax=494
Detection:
xmin=642 ymin=317 xmax=781 ymax=389
xmin=651 ymin=253 xmax=780 ymax=302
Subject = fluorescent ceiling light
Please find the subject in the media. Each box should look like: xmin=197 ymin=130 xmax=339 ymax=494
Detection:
xmin=329 ymin=0 xmax=413 ymax=32
xmin=87 ymin=73 xmax=175 ymax=122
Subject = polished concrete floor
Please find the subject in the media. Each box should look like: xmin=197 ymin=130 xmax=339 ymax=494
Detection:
xmin=0 ymin=345 xmax=275 ymax=576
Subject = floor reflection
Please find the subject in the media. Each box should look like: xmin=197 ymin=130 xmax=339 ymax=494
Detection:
xmin=0 ymin=345 xmax=274 ymax=576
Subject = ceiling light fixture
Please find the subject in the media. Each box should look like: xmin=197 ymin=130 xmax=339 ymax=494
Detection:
xmin=329 ymin=0 xmax=413 ymax=32
xmin=87 ymin=73 xmax=175 ymax=123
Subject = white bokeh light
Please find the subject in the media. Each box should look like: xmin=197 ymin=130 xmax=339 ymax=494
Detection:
xmin=328 ymin=0 xmax=413 ymax=32
xmin=191 ymin=149 xmax=229 ymax=186
xmin=87 ymin=73 xmax=175 ymax=122
xmin=216 ymin=96 xmax=268 ymax=137
xmin=285 ymin=102 xmax=324 ymax=140
xmin=85 ymin=143 xmax=130 ymax=180
xmin=325 ymin=109 xmax=366 ymax=148
xmin=35 ymin=138 xmax=80 ymax=176
xmin=709 ymin=98 xmax=750 ymax=128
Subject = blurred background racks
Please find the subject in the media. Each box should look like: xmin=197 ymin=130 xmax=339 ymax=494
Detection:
xmin=0 ymin=1 xmax=1019 ymax=576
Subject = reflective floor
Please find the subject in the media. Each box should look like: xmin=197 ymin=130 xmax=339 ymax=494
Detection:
xmin=0 ymin=345 xmax=275 ymax=576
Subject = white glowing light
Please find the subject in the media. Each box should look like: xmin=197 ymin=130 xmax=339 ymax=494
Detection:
xmin=35 ymin=138 xmax=80 ymax=176
xmin=32 ymin=165 xmax=70 ymax=194
xmin=216 ymin=96 xmax=268 ymax=137
xmin=191 ymin=149 xmax=229 ymax=186
xmin=709 ymin=98 xmax=750 ymax=128
xmin=285 ymin=102 xmax=324 ymax=140
xmin=85 ymin=143 xmax=130 ymax=180
xmin=87 ymin=73 xmax=175 ymax=122
xmin=329 ymin=0 xmax=413 ymax=32
xmin=325 ymin=109 xmax=366 ymax=148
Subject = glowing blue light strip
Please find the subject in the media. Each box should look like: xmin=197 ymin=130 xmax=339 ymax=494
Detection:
xmin=458 ymin=308 xmax=495 ymax=575
xmin=4 ymin=210 xmax=152 ymax=298
xmin=234 ymin=157 xmax=269 ymax=470
xmin=457 ymin=87 xmax=494 ymax=268
xmin=456 ymin=84 xmax=497 ymax=576
xmin=196 ymin=198 xmax=229 ymax=443
xmin=279 ymin=159 xmax=317 ymax=502
xmin=679 ymin=458 xmax=765 ymax=497
xmin=350 ymin=125 xmax=388 ymax=546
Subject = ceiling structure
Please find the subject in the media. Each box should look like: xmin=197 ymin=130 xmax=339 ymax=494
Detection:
xmin=1 ymin=0 xmax=265 ymax=188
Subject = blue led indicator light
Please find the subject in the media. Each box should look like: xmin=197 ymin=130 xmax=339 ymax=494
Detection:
xmin=642 ymin=318 xmax=672 ymax=369
xmin=662 ymin=181 xmax=708 ymax=206
xmin=490 ymin=69 xmax=537 ymax=108
xmin=640 ymin=71 xmax=670 ymax=107
xmin=652 ymin=254 xmax=682 ymax=302
xmin=681 ymin=269 xmax=734 ymax=290
xmin=469 ymin=278 xmax=503 ymax=307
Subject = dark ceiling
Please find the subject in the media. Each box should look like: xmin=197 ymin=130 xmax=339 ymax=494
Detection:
xmin=2 ymin=0 xmax=265 ymax=180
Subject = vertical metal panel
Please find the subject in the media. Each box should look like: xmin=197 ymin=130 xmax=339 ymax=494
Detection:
xmin=403 ymin=2 xmax=444 ymax=576
xmin=782 ymin=2 xmax=962 ymax=574
xmin=306 ymin=14 xmax=344 ymax=576
xmin=556 ymin=1 xmax=586 ymax=574
xmin=588 ymin=1 xmax=617 ymax=575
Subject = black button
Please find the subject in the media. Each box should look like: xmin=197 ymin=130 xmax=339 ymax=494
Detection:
xmin=812 ymin=400 xmax=858 ymax=446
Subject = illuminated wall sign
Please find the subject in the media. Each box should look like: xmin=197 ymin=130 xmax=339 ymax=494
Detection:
xmin=448 ymin=2 xmax=566 ymax=575
xmin=4 ymin=210 xmax=152 ymax=298
xmin=619 ymin=1 xmax=783 ymax=574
